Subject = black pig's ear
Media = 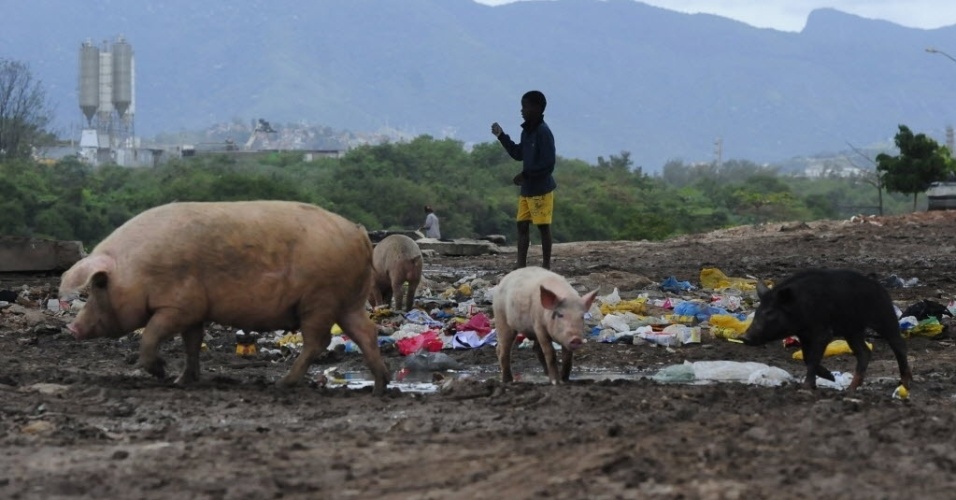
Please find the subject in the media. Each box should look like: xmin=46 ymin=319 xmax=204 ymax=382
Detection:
xmin=776 ymin=287 xmax=794 ymax=305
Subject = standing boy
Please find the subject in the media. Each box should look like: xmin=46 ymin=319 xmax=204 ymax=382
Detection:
xmin=491 ymin=90 xmax=555 ymax=269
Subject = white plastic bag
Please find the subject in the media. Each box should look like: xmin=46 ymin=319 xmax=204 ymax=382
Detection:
xmin=598 ymin=287 xmax=621 ymax=306
xmin=600 ymin=313 xmax=630 ymax=333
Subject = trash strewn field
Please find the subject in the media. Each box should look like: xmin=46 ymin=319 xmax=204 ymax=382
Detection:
xmin=2 ymin=210 xmax=956 ymax=499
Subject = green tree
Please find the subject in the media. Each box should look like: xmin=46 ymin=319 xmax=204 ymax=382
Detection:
xmin=876 ymin=125 xmax=956 ymax=211
xmin=0 ymin=59 xmax=54 ymax=160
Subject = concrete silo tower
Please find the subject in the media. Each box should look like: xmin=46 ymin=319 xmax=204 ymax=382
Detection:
xmin=77 ymin=36 xmax=136 ymax=162
xmin=111 ymin=35 xmax=135 ymax=146
xmin=78 ymin=40 xmax=100 ymax=126
xmin=96 ymin=42 xmax=113 ymax=132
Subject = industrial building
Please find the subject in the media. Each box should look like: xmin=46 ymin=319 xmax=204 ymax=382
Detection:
xmin=77 ymin=36 xmax=163 ymax=167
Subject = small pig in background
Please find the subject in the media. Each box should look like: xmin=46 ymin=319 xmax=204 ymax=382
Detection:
xmin=369 ymin=234 xmax=423 ymax=312
xmin=493 ymin=266 xmax=598 ymax=384
xmin=58 ymin=200 xmax=390 ymax=395
xmin=740 ymin=268 xmax=912 ymax=392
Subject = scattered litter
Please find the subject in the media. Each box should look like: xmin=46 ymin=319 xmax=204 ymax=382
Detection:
xmin=815 ymin=372 xmax=854 ymax=390
xmin=455 ymin=312 xmax=492 ymax=336
xmin=20 ymin=383 xmax=70 ymax=395
xmin=403 ymin=351 xmax=464 ymax=371
xmin=699 ymin=267 xmax=758 ymax=291
xmin=901 ymin=299 xmax=953 ymax=321
xmin=660 ymin=276 xmax=695 ymax=293
xmin=452 ymin=330 xmax=497 ymax=349
xmin=600 ymin=297 xmax=647 ymax=315
xmin=653 ymin=361 xmax=792 ymax=386
xmin=899 ymin=317 xmax=944 ymax=338
xmin=21 ymin=420 xmax=56 ymax=436
xmin=893 ymin=385 xmax=910 ymax=400
xmin=882 ymin=274 xmax=920 ymax=289
xmin=235 ymin=330 xmax=258 ymax=357
xmin=709 ymin=314 xmax=752 ymax=340
xmin=396 ymin=331 xmax=443 ymax=356
xmin=636 ymin=324 xmax=700 ymax=346
xmin=404 ymin=309 xmax=444 ymax=328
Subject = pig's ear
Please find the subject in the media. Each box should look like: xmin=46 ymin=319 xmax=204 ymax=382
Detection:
xmin=59 ymin=255 xmax=115 ymax=298
xmin=539 ymin=285 xmax=559 ymax=310
xmin=582 ymin=289 xmax=599 ymax=309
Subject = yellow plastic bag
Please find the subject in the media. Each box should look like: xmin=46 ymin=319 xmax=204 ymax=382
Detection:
xmin=709 ymin=314 xmax=752 ymax=340
xmin=793 ymin=339 xmax=872 ymax=360
xmin=600 ymin=297 xmax=648 ymax=315
xmin=712 ymin=326 xmax=744 ymax=340
xmin=700 ymin=267 xmax=758 ymax=291
xmin=370 ymin=308 xmax=393 ymax=320
xmin=664 ymin=314 xmax=696 ymax=325
xmin=331 ymin=323 xmax=343 ymax=335
xmin=907 ymin=318 xmax=943 ymax=338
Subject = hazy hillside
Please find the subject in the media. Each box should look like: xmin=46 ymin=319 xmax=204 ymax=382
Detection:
xmin=3 ymin=0 xmax=955 ymax=169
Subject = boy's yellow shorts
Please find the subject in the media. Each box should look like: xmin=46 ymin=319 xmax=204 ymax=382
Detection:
xmin=517 ymin=192 xmax=554 ymax=225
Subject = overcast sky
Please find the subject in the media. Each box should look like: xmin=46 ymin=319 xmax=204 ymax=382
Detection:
xmin=476 ymin=0 xmax=956 ymax=32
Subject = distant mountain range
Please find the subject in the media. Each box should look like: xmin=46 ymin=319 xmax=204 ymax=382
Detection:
xmin=3 ymin=0 xmax=956 ymax=170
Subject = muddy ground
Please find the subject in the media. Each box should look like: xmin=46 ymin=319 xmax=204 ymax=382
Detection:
xmin=2 ymin=211 xmax=956 ymax=499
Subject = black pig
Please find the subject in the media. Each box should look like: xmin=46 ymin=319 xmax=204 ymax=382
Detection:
xmin=740 ymin=269 xmax=912 ymax=391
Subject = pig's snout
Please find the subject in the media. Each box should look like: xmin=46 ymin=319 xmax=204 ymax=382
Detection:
xmin=568 ymin=336 xmax=584 ymax=351
xmin=738 ymin=331 xmax=759 ymax=346
xmin=66 ymin=322 xmax=86 ymax=340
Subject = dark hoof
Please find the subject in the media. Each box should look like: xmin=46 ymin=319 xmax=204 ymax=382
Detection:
xmin=174 ymin=371 xmax=199 ymax=385
xmin=140 ymin=358 xmax=167 ymax=379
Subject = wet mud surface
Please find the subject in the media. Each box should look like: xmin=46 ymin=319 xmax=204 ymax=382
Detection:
xmin=2 ymin=211 xmax=956 ymax=499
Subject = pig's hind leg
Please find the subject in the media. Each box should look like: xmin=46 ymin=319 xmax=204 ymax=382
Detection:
xmin=876 ymin=322 xmax=913 ymax=390
xmin=496 ymin=322 xmax=517 ymax=383
xmin=337 ymin=307 xmax=390 ymax=396
xmin=175 ymin=323 xmax=205 ymax=384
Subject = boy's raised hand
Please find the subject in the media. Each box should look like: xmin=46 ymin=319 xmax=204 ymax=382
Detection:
xmin=491 ymin=122 xmax=503 ymax=137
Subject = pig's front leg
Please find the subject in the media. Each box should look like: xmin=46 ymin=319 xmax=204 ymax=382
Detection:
xmin=496 ymin=323 xmax=517 ymax=383
xmin=534 ymin=328 xmax=561 ymax=384
xmin=279 ymin=314 xmax=333 ymax=388
xmin=799 ymin=334 xmax=829 ymax=390
xmin=137 ymin=313 xmax=186 ymax=380
xmin=843 ymin=328 xmax=872 ymax=391
xmin=339 ymin=308 xmax=390 ymax=396
xmin=560 ymin=347 xmax=573 ymax=382
xmin=390 ymin=278 xmax=406 ymax=312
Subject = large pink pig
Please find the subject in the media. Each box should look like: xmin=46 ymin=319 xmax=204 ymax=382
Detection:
xmin=370 ymin=234 xmax=423 ymax=312
xmin=492 ymin=266 xmax=597 ymax=384
xmin=58 ymin=200 xmax=389 ymax=395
